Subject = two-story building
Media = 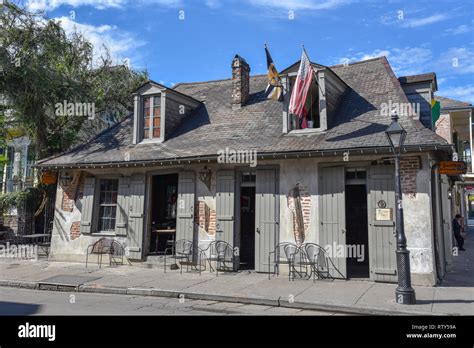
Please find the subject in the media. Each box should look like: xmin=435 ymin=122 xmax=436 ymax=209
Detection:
xmin=36 ymin=54 xmax=455 ymax=286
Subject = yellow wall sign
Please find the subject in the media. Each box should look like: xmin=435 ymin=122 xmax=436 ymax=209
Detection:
xmin=41 ymin=172 xmax=57 ymax=185
xmin=439 ymin=161 xmax=467 ymax=175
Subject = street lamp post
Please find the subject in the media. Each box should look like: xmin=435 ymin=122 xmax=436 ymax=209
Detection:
xmin=385 ymin=112 xmax=416 ymax=305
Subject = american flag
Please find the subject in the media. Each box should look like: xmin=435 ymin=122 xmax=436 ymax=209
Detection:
xmin=289 ymin=49 xmax=314 ymax=117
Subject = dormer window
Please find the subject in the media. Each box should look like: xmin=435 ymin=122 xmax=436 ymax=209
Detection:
xmin=132 ymin=80 xmax=201 ymax=145
xmin=288 ymin=76 xmax=320 ymax=130
xmin=142 ymin=95 xmax=162 ymax=140
xmin=281 ymin=66 xmax=348 ymax=135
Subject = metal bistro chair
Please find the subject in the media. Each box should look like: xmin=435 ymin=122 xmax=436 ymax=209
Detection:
xmin=164 ymin=239 xmax=193 ymax=273
xmin=86 ymin=238 xmax=127 ymax=268
xmin=284 ymin=244 xmax=310 ymax=281
xmin=178 ymin=244 xmax=208 ymax=276
xmin=303 ymin=243 xmax=331 ymax=281
xmin=212 ymin=241 xmax=235 ymax=277
xmin=268 ymin=242 xmax=298 ymax=280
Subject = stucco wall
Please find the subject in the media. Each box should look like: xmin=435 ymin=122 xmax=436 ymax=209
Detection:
xmin=48 ymin=156 xmax=438 ymax=285
xmin=402 ymin=155 xmax=436 ymax=285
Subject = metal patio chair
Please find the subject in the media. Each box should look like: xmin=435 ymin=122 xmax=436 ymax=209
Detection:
xmin=85 ymin=238 xmax=127 ymax=268
xmin=284 ymin=244 xmax=310 ymax=281
xmin=212 ymin=241 xmax=235 ymax=276
xmin=303 ymin=243 xmax=331 ymax=281
xmin=86 ymin=238 xmax=111 ymax=268
xmin=304 ymin=243 xmax=347 ymax=281
xmin=108 ymin=240 xmax=126 ymax=267
xmin=268 ymin=242 xmax=297 ymax=280
xmin=164 ymin=239 xmax=193 ymax=273
xmin=178 ymin=245 xmax=208 ymax=276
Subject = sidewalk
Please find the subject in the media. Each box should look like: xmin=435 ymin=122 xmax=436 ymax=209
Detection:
xmin=1 ymin=251 xmax=473 ymax=316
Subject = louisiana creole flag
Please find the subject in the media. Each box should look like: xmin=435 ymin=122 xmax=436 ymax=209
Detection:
xmin=264 ymin=45 xmax=283 ymax=101
xmin=289 ymin=49 xmax=314 ymax=117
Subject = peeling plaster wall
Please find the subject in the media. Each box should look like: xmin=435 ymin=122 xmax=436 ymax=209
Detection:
xmin=278 ymin=159 xmax=319 ymax=245
xmin=402 ymin=155 xmax=436 ymax=285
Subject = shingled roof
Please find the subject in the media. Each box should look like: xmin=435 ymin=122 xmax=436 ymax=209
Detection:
xmin=37 ymin=56 xmax=450 ymax=168
xmin=435 ymin=95 xmax=473 ymax=110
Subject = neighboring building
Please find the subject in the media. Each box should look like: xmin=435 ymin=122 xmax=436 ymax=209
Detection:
xmin=432 ymin=95 xmax=473 ymax=275
xmin=0 ymin=107 xmax=37 ymax=234
xmin=1 ymin=135 xmax=35 ymax=194
xmin=37 ymin=55 xmax=455 ymax=286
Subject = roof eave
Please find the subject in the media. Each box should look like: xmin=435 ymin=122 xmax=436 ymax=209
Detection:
xmin=34 ymin=144 xmax=453 ymax=170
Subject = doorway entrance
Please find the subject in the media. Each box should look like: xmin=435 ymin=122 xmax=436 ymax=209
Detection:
xmin=149 ymin=173 xmax=178 ymax=254
xmin=345 ymin=168 xmax=369 ymax=278
xmin=239 ymin=172 xmax=256 ymax=270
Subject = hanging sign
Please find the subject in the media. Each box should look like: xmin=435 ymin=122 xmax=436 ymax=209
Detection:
xmin=41 ymin=171 xmax=57 ymax=185
xmin=438 ymin=161 xmax=467 ymax=175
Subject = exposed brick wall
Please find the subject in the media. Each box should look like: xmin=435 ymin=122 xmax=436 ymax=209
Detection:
xmin=435 ymin=114 xmax=453 ymax=144
xmin=195 ymin=200 xmax=216 ymax=235
xmin=61 ymin=172 xmax=83 ymax=212
xmin=287 ymin=183 xmax=311 ymax=245
xmin=70 ymin=221 xmax=81 ymax=240
xmin=400 ymin=157 xmax=420 ymax=197
xmin=231 ymin=55 xmax=250 ymax=108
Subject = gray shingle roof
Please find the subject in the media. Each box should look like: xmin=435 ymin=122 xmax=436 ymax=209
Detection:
xmin=435 ymin=95 xmax=472 ymax=110
xmin=37 ymin=56 xmax=449 ymax=167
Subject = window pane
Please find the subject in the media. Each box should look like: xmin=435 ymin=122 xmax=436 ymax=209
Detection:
xmin=97 ymin=179 xmax=119 ymax=232
xmin=153 ymin=96 xmax=161 ymax=106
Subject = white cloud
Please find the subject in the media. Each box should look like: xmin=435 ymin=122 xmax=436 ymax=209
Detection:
xmin=26 ymin=0 xmax=182 ymax=11
xmin=246 ymin=0 xmax=350 ymax=11
xmin=439 ymin=85 xmax=474 ymax=104
xmin=54 ymin=16 xmax=145 ymax=67
xmin=401 ymin=14 xmax=448 ymax=28
xmin=389 ymin=47 xmax=432 ymax=66
xmin=445 ymin=24 xmax=472 ymax=35
xmin=359 ymin=49 xmax=391 ymax=61
xmin=205 ymin=0 xmax=221 ymax=9
xmin=26 ymin=0 xmax=126 ymax=11
xmin=337 ymin=47 xmax=433 ymax=76
xmin=436 ymin=47 xmax=474 ymax=75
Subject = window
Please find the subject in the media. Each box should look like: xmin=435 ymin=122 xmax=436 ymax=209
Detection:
xmin=241 ymin=172 xmax=256 ymax=183
xmin=143 ymin=96 xmax=151 ymax=139
xmin=97 ymin=179 xmax=118 ymax=232
xmin=288 ymin=75 xmax=320 ymax=131
xmin=346 ymin=168 xmax=366 ymax=180
xmin=142 ymin=95 xmax=161 ymax=140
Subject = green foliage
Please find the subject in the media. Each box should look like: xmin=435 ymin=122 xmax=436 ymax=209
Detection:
xmin=0 ymin=2 xmax=148 ymax=159
xmin=0 ymin=187 xmax=44 ymax=211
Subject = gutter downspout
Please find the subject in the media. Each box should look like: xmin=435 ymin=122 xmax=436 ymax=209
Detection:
xmin=431 ymin=161 xmax=445 ymax=284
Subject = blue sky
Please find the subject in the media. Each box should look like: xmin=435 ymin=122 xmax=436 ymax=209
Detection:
xmin=26 ymin=0 xmax=474 ymax=102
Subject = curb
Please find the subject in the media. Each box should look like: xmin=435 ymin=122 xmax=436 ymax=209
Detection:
xmin=0 ymin=279 xmax=456 ymax=316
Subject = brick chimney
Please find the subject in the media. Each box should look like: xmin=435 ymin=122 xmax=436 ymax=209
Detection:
xmin=231 ymin=55 xmax=250 ymax=109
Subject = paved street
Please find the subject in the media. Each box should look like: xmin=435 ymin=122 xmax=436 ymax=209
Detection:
xmin=0 ymin=287 xmax=339 ymax=316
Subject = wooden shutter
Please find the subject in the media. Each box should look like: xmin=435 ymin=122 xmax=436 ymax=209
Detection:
xmin=115 ymin=177 xmax=131 ymax=236
xmin=176 ymin=171 xmax=196 ymax=242
xmin=255 ymin=169 xmax=279 ymax=272
xmin=368 ymin=165 xmax=397 ymax=282
xmin=80 ymin=177 xmax=96 ymax=234
xmin=127 ymin=174 xmax=146 ymax=260
xmin=319 ymin=166 xmax=347 ymax=278
xmin=216 ymin=170 xmax=235 ymax=245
